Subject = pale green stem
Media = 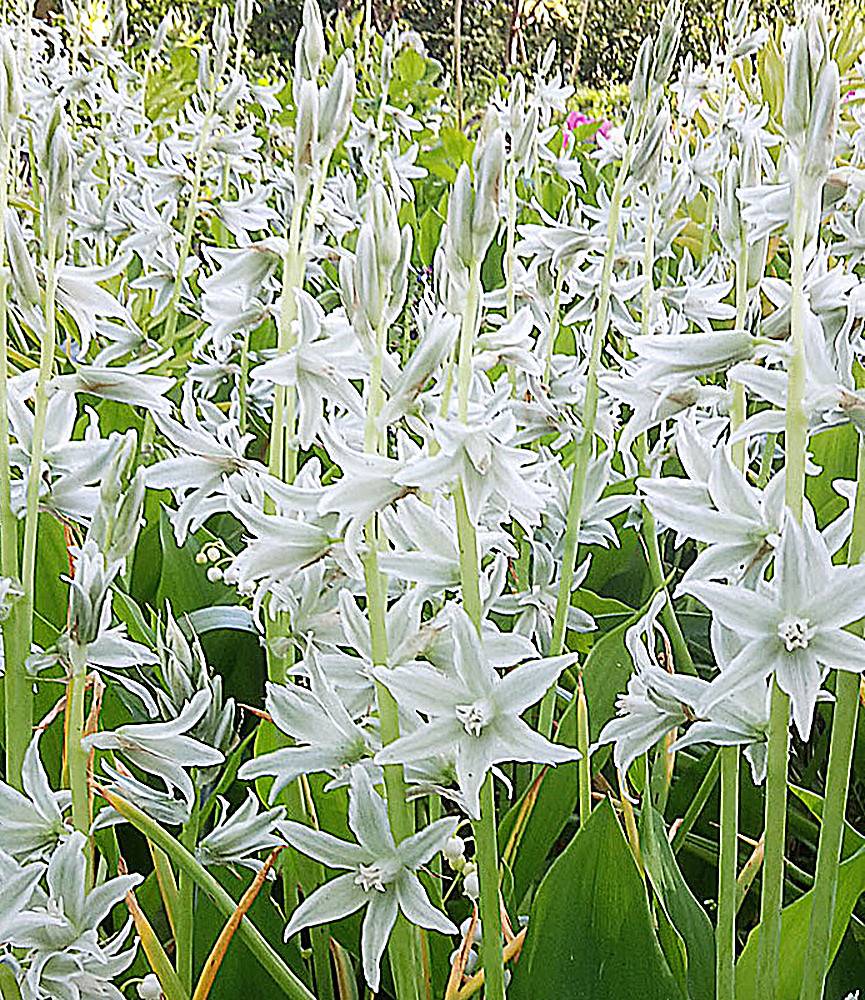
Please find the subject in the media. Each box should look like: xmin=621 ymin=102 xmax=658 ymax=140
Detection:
xmin=161 ymin=89 xmax=217 ymax=350
xmin=363 ymin=318 xmax=420 ymax=1000
xmin=717 ymin=746 xmax=739 ymax=1000
xmin=505 ymin=162 xmax=517 ymax=322
xmin=472 ymin=774 xmax=505 ymax=1000
xmin=452 ymin=252 xmax=504 ymax=998
xmin=177 ymin=800 xmax=201 ymax=994
xmin=100 ymin=790 xmax=316 ymax=1000
xmin=577 ymin=675 xmax=591 ymax=827
xmin=798 ymin=439 xmax=865 ymax=1000
xmin=717 ymin=241 xmax=749 ymax=999
xmin=634 ymin=190 xmax=696 ymax=677
xmin=756 ymin=680 xmax=791 ymax=1000
xmin=757 ymin=175 xmax=808 ymax=1000
xmin=538 ymin=113 xmax=644 ymax=743
xmin=67 ymin=641 xmax=92 ymax=866
xmin=0 ymin=130 xmax=23 ymax=769
xmin=13 ymin=231 xmax=60 ymax=785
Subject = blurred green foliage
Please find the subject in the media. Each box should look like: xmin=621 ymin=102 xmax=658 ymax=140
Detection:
xmin=124 ymin=0 xmax=817 ymax=93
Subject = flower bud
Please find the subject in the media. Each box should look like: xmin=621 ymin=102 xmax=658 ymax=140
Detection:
xmin=5 ymin=210 xmax=41 ymax=306
xmin=0 ymin=33 xmax=23 ymax=138
xmin=211 ymin=6 xmax=231 ymax=86
xmin=630 ymin=37 xmax=652 ymax=107
xmin=471 ymin=128 xmax=504 ymax=261
xmin=444 ymin=835 xmax=465 ymax=863
xmin=630 ymin=107 xmax=668 ymax=184
xmin=137 ymin=974 xmax=163 ymax=1000
xmin=513 ymin=104 xmax=538 ymax=172
xmin=318 ymin=52 xmax=355 ymax=156
xmin=464 ymin=869 xmax=480 ymax=900
xmin=804 ymin=60 xmax=839 ymax=180
xmin=152 ymin=10 xmax=174 ymax=56
xmin=40 ymin=102 xmax=71 ymax=237
xmin=651 ymin=0 xmax=682 ymax=87
xmin=782 ymin=26 xmax=811 ymax=151
xmin=447 ymin=163 xmax=474 ymax=268
xmin=293 ymin=79 xmax=319 ymax=201
xmin=299 ymin=0 xmax=325 ymax=81
xmin=355 ymin=223 xmax=384 ymax=329
xmin=370 ymin=183 xmax=401 ymax=278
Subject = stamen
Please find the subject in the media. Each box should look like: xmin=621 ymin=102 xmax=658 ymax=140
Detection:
xmin=777 ymin=617 xmax=814 ymax=652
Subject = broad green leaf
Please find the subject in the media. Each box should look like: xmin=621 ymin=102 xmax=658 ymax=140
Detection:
xmin=641 ymin=803 xmax=716 ymax=1000
xmin=735 ymin=844 xmax=865 ymax=1000
xmin=510 ymin=799 xmax=686 ymax=1000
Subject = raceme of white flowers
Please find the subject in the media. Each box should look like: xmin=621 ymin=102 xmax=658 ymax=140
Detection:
xmin=1 ymin=0 xmax=865 ymax=998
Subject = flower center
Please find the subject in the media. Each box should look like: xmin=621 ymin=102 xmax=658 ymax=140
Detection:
xmin=777 ymin=617 xmax=814 ymax=652
xmin=354 ymin=864 xmax=387 ymax=893
xmin=455 ymin=703 xmax=488 ymax=737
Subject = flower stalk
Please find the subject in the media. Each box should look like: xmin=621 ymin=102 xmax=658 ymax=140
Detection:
xmin=798 ymin=437 xmax=865 ymax=1000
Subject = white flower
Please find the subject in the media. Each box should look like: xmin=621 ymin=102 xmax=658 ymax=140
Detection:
xmin=680 ymin=511 xmax=865 ymax=739
xmin=281 ymin=768 xmax=457 ymax=991
xmin=375 ymin=605 xmax=580 ymax=818
xmin=83 ymin=689 xmax=225 ymax=803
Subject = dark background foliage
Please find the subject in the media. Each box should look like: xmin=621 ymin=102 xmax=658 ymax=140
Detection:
xmin=127 ymin=0 xmax=806 ymax=91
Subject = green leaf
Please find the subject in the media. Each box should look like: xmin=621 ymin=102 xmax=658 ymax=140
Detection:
xmin=735 ymin=844 xmax=865 ymax=1000
xmin=510 ymin=799 xmax=686 ymax=1000
xmin=640 ymin=802 xmax=716 ymax=1000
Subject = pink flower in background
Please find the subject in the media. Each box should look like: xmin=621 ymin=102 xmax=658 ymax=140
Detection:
xmin=563 ymin=110 xmax=612 ymax=149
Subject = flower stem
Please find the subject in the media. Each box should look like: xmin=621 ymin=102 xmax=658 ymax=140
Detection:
xmin=177 ymin=802 xmax=201 ymax=993
xmin=0 ymin=129 xmax=24 ymax=775
xmin=11 ymin=231 xmax=59 ymax=785
xmin=576 ymin=674 xmax=591 ymax=827
xmin=99 ymin=788 xmax=316 ymax=1000
xmin=756 ymin=681 xmax=790 ymax=999
xmin=717 ymin=745 xmax=739 ymax=1000
xmin=452 ymin=252 xmax=504 ymax=996
xmin=798 ymin=439 xmax=865 ymax=1000
xmin=364 ymin=317 xmax=419 ymax=1000
xmin=66 ymin=640 xmax=92 ymax=866
xmin=539 ymin=117 xmax=643 ymax=742
xmin=472 ymin=774 xmax=505 ymax=1000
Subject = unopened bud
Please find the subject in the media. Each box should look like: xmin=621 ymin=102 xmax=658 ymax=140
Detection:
xmin=318 ymin=53 xmax=355 ymax=156
xmin=444 ymin=835 xmax=465 ymax=863
xmin=447 ymin=163 xmax=474 ymax=268
xmin=463 ymin=870 xmax=480 ymax=900
xmin=0 ymin=33 xmax=22 ymax=136
xmin=471 ymin=129 xmax=504 ymax=261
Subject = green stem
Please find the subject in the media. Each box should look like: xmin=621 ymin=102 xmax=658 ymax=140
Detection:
xmin=453 ymin=0 xmax=464 ymax=130
xmin=67 ymin=641 xmax=91 ymax=862
xmin=11 ymin=231 xmax=60 ymax=785
xmin=717 ymin=745 xmax=739 ymax=1000
xmin=177 ymin=802 xmax=201 ymax=993
xmin=577 ymin=675 xmax=591 ymax=827
xmin=798 ymin=441 xmax=865 ymax=1000
xmin=671 ymin=749 xmax=720 ymax=853
xmin=99 ymin=789 xmax=316 ymax=1000
xmin=472 ymin=774 xmax=505 ymax=1000
xmin=161 ymin=84 xmax=219 ymax=350
xmin=756 ymin=681 xmax=791 ymax=1000
xmin=363 ymin=317 xmax=419 ymax=1000
xmin=505 ymin=162 xmax=517 ymax=323
xmin=756 ymin=170 xmax=808 ymax=999
xmin=539 ymin=115 xmax=644 ymax=741
xmin=0 ymin=130 xmax=22 ymax=768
